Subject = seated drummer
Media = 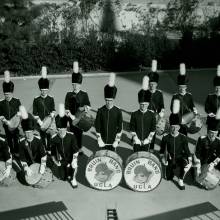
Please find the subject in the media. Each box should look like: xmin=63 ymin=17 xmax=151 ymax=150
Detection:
xmin=95 ymin=73 xmax=123 ymax=152
xmin=160 ymin=99 xmax=192 ymax=190
xmin=0 ymin=70 xmax=21 ymax=157
xmin=130 ymin=76 xmax=156 ymax=152
xmin=194 ymin=116 xmax=220 ymax=178
xmin=0 ymin=135 xmax=12 ymax=178
xmin=145 ymin=60 xmax=165 ymax=150
xmin=170 ymin=63 xmax=197 ymax=136
xmin=51 ymin=104 xmax=79 ymax=188
xmin=19 ymin=106 xmax=47 ymax=177
xmin=33 ymin=66 xmax=56 ymax=154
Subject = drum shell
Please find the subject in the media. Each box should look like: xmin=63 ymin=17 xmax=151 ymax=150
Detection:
xmin=25 ymin=163 xmax=42 ymax=185
xmin=8 ymin=115 xmax=21 ymax=131
xmin=124 ymin=151 xmax=162 ymax=192
xmin=187 ymin=115 xmax=203 ymax=134
xmin=33 ymin=167 xmax=53 ymax=188
xmin=0 ymin=161 xmax=16 ymax=187
xmin=73 ymin=111 xmax=94 ymax=132
xmin=196 ymin=164 xmax=220 ymax=190
xmin=41 ymin=116 xmax=57 ymax=135
xmin=85 ymin=150 xmax=123 ymax=190
xmin=156 ymin=115 xmax=170 ymax=136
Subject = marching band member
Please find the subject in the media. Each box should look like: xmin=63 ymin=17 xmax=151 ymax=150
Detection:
xmin=146 ymin=60 xmax=165 ymax=149
xmin=0 ymin=135 xmax=12 ymax=178
xmin=19 ymin=106 xmax=47 ymax=177
xmin=0 ymin=70 xmax=21 ymax=157
xmin=130 ymin=76 xmax=156 ymax=152
xmin=95 ymin=73 xmax=123 ymax=151
xmin=51 ymin=104 xmax=79 ymax=188
xmin=160 ymin=99 xmax=192 ymax=190
xmin=194 ymin=116 xmax=220 ymax=178
xmin=205 ymin=65 xmax=220 ymax=134
xmin=65 ymin=61 xmax=91 ymax=155
xmin=33 ymin=66 xmax=56 ymax=153
xmin=170 ymin=63 xmax=197 ymax=135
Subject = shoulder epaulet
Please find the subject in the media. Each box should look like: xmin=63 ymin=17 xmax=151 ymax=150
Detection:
xmin=34 ymin=95 xmax=40 ymax=99
xmin=163 ymin=133 xmax=169 ymax=137
xmin=215 ymin=137 xmax=220 ymax=141
xmin=0 ymin=136 xmax=5 ymax=142
xmin=19 ymin=137 xmax=25 ymax=142
xmin=200 ymin=136 xmax=206 ymax=139
xmin=0 ymin=99 xmax=4 ymax=102
xmin=157 ymin=89 xmax=162 ymax=93
xmin=67 ymin=131 xmax=74 ymax=135
xmin=114 ymin=105 xmax=121 ymax=110
xmin=173 ymin=93 xmax=178 ymax=96
xmin=13 ymin=97 xmax=20 ymax=101
xmin=148 ymin=109 xmax=154 ymax=113
xmin=51 ymin=133 xmax=57 ymax=139
xmin=34 ymin=135 xmax=40 ymax=140
xmin=80 ymin=89 xmax=87 ymax=93
xmin=180 ymin=133 xmax=187 ymax=138
xmin=187 ymin=92 xmax=192 ymax=95
xmin=48 ymin=95 xmax=54 ymax=98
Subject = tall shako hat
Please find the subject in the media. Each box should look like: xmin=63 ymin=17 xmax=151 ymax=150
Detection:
xmin=3 ymin=70 xmax=14 ymax=93
xmin=38 ymin=66 xmax=49 ymax=89
xmin=20 ymin=106 xmax=35 ymax=131
xmin=213 ymin=65 xmax=220 ymax=87
xmin=177 ymin=63 xmax=188 ymax=85
xmin=138 ymin=76 xmax=151 ymax=103
xmin=72 ymin=61 xmax=82 ymax=84
xmin=148 ymin=60 xmax=159 ymax=83
xmin=55 ymin=103 xmax=68 ymax=128
xmin=207 ymin=108 xmax=220 ymax=131
xmin=104 ymin=73 xmax=117 ymax=99
xmin=169 ymin=99 xmax=181 ymax=125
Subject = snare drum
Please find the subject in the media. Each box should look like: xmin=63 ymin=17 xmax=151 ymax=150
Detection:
xmin=0 ymin=161 xmax=16 ymax=187
xmin=41 ymin=116 xmax=57 ymax=135
xmin=124 ymin=151 xmax=162 ymax=192
xmin=85 ymin=150 xmax=123 ymax=190
xmin=196 ymin=164 xmax=220 ymax=190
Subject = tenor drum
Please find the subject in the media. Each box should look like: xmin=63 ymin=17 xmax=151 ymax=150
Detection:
xmin=124 ymin=151 xmax=162 ymax=192
xmin=85 ymin=150 xmax=123 ymax=190
xmin=41 ymin=116 xmax=57 ymax=135
xmin=0 ymin=161 xmax=16 ymax=187
xmin=156 ymin=115 xmax=170 ymax=136
xmin=8 ymin=114 xmax=21 ymax=131
xmin=25 ymin=163 xmax=42 ymax=185
xmin=196 ymin=164 xmax=220 ymax=190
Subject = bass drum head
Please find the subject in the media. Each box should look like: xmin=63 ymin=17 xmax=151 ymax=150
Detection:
xmin=124 ymin=151 xmax=162 ymax=192
xmin=0 ymin=161 xmax=16 ymax=187
xmin=25 ymin=163 xmax=42 ymax=185
xmin=85 ymin=150 xmax=123 ymax=191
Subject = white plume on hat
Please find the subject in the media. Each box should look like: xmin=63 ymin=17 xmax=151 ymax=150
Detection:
xmin=151 ymin=60 xmax=157 ymax=72
xmin=19 ymin=106 xmax=28 ymax=120
xmin=142 ymin=75 xmax=149 ymax=91
xmin=58 ymin=103 xmax=65 ymax=118
xmin=41 ymin=66 xmax=47 ymax=78
xmin=180 ymin=63 xmax=186 ymax=76
xmin=73 ymin=61 xmax=79 ymax=73
xmin=4 ymin=70 xmax=10 ymax=83
xmin=108 ymin=72 xmax=116 ymax=87
xmin=217 ymin=65 xmax=220 ymax=77
xmin=216 ymin=107 xmax=220 ymax=120
xmin=172 ymin=99 xmax=180 ymax=114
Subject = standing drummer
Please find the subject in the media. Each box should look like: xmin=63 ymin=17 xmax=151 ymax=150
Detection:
xmin=145 ymin=60 xmax=165 ymax=150
xmin=33 ymin=66 xmax=56 ymax=154
xmin=130 ymin=76 xmax=156 ymax=152
xmin=194 ymin=116 xmax=220 ymax=178
xmin=95 ymin=73 xmax=123 ymax=151
xmin=51 ymin=104 xmax=79 ymax=188
xmin=205 ymin=65 xmax=220 ymax=135
xmin=0 ymin=135 xmax=12 ymax=179
xmin=19 ymin=106 xmax=47 ymax=177
xmin=170 ymin=63 xmax=198 ymax=135
xmin=0 ymin=70 xmax=21 ymax=157
xmin=65 ymin=61 xmax=91 ymax=155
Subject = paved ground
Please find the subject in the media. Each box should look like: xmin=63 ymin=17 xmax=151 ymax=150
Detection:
xmin=0 ymin=69 xmax=220 ymax=220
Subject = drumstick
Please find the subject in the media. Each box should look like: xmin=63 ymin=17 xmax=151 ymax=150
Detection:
xmin=164 ymin=143 xmax=167 ymax=180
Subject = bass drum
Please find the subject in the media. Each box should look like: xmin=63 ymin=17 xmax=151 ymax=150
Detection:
xmin=85 ymin=150 xmax=123 ymax=190
xmin=0 ymin=161 xmax=16 ymax=187
xmin=196 ymin=164 xmax=220 ymax=190
xmin=124 ymin=151 xmax=162 ymax=192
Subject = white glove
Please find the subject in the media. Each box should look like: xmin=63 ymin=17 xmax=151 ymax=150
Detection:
xmin=98 ymin=138 xmax=105 ymax=148
xmin=133 ymin=136 xmax=141 ymax=145
xmin=112 ymin=140 xmax=119 ymax=148
xmin=71 ymin=158 xmax=78 ymax=169
xmin=196 ymin=167 xmax=201 ymax=176
xmin=50 ymin=112 xmax=55 ymax=118
xmin=162 ymin=157 xmax=168 ymax=166
xmin=52 ymin=157 xmax=61 ymax=167
xmin=3 ymin=167 xmax=11 ymax=178
xmin=143 ymin=138 xmax=150 ymax=145
xmin=66 ymin=110 xmax=76 ymax=120
xmin=159 ymin=111 xmax=164 ymax=118
xmin=25 ymin=166 xmax=33 ymax=177
xmin=208 ymin=113 xmax=216 ymax=117
xmin=208 ymin=162 xmax=215 ymax=171
xmin=193 ymin=108 xmax=198 ymax=115
xmin=39 ymin=164 xmax=46 ymax=174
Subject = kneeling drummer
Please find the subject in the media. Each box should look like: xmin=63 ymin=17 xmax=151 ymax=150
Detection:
xmin=51 ymin=104 xmax=79 ymax=188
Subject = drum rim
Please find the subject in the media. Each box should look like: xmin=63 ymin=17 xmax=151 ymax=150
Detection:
xmin=85 ymin=150 xmax=123 ymax=191
xmin=124 ymin=151 xmax=162 ymax=192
